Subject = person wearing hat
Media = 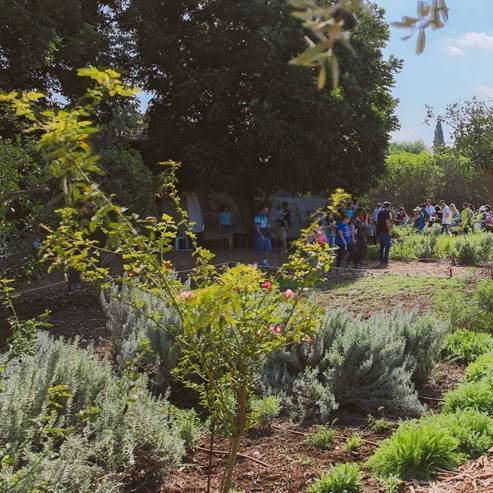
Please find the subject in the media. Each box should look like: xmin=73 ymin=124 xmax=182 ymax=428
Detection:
xmin=372 ymin=202 xmax=383 ymax=223
xmin=412 ymin=206 xmax=425 ymax=233
xmin=376 ymin=201 xmax=392 ymax=267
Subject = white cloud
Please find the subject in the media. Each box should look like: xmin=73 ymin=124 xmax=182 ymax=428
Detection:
xmin=446 ymin=46 xmax=465 ymax=57
xmin=477 ymin=85 xmax=493 ymax=98
xmin=447 ymin=32 xmax=493 ymax=56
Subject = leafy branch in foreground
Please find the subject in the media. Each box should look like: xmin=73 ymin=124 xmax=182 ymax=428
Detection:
xmin=289 ymin=0 xmax=449 ymax=88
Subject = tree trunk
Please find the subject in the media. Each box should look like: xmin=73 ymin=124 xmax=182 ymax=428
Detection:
xmin=234 ymin=187 xmax=255 ymax=246
xmin=220 ymin=381 xmax=248 ymax=493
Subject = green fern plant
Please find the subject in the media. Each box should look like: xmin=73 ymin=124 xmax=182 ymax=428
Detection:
xmin=443 ymin=379 xmax=493 ymax=416
xmin=465 ymin=353 xmax=493 ymax=383
xmin=304 ymin=425 xmax=335 ymax=450
xmin=367 ymin=420 xmax=463 ymax=480
xmin=307 ymin=463 xmax=362 ymax=493
xmin=442 ymin=329 xmax=493 ymax=363
xmin=343 ymin=434 xmax=364 ymax=453
xmin=425 ymin=409 xmax=493 ymax=458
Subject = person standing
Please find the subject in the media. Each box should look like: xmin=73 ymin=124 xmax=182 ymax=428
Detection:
xmin=394 ymin=207 xmax=409 ymax=226
xmin=335 ymin=215 xmax=352 ymax=267
xmin=367 ymin=217 xmax=376 ymax=245
xmin=413 ymin=207 xmax=425 ymax=233
xmin=278 ymin=202 xmax=291 ymax=254
xmin=351 ymin=210 xmax=368 ymax=267
xmin=372 ymin=203 xmax=383 ymax=223
xmin=440 ymin=200 xmax=452 ymax=234
xmin=254 ymin=206 xmax=272 ymax=265
xmin=425 ymin=199 xmax=436 ymax=226
xmin=377 ymin=201 xmax=392 ymax=267
xmin=325 ymin=212 xmax=337 ymax=248
xmin=450 ymin=203 xmax=461 ymax=227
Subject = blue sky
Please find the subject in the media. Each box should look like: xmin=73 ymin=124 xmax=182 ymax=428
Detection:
xmin=377 ymin=0 xmax=493 ymax=145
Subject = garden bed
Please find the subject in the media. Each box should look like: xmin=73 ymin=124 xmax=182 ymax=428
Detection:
xmin=165 ymin=362 xmax=464 ymax=493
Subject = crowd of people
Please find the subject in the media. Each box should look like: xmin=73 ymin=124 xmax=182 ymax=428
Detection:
xmin=252 ymin=198 xmax=493 ymax=268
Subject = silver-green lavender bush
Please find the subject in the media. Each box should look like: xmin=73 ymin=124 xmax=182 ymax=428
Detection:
xmin=0 ymin=334 xmax=196 ymax=492
xmin=262 ymin=309 xmax=447 ymax=421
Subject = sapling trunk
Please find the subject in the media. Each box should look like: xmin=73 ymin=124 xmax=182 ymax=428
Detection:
xmin=220 ymin=380 xmax=248 ymax=493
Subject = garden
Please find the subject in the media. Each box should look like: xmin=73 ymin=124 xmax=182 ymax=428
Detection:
xmin=2 ymin=1 xmax=493 ymax=492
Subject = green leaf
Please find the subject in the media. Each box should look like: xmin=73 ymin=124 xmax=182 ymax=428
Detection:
xmin=331 ymin=56 xmax=340 ymax=89
xmin=290 ymin=41 xmax=329 ymax=67
xmin=317 ymin=63 xmax=327 ymax=90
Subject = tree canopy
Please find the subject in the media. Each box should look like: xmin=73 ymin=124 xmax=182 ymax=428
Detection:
xmin=122 ymin=0 xmax=400 ymax=210
xmin=369 ymin=149 xmax=487 ymax=211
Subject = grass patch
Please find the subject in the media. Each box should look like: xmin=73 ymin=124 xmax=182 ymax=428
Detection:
xmin=312 ymin=274 xmax=467 ymax=313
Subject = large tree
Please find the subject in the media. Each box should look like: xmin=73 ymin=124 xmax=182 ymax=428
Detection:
xmin=122 ymin=0 xmax=400 ymax=224
xmin=0 ymin=0 xmax=125 ymax=99
xmin=431 ymin=98 xmax=493 ymax=201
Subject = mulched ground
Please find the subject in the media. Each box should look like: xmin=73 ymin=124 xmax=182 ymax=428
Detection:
xmin=164 ymin=421 xmax=385 ymax=493
xmin=164 ymin=362 xmax=465 ymax=493
xmin=408 ymin=454 xmax=493 ymax=493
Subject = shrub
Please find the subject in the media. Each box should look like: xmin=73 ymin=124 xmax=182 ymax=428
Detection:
xmin=366 ymin=420 xmax=463 ymax=480
xmin=476 ymin=280 xmax=493 ymax=312
xmin=465 ymin=353 xmax=493 ymax=383
xmin=443 ymin=379 xmax=493 ymax=416
xmin=375 ymin=474 xmax=400 ymax=493
xmin=307 ymin=463 xmax=362 ymax=493
xmin=248 ymin=396 xmax=280 ymax=431
xmin=387 ymin=231 xmax=493 ymax=265
xmin=304 ymin=425 xmax=335 ymax=450
xmin=438 ymin=281 xmax=493 ymax=335
xmin=343 ymin=434 xmax=364 ymax=453
xmin=425 ymin=409 xmax=493 ymax=458
xmin=101 ymin=284 xmax=181 ymax=392
xmin=368 ymin=416 xmax=394 ymax=433
xmin=263 ymin=310 xmax=446 ymax=420
xmin=0 ymin=334 xmax=196 ymax=491
xmin=442 ymin=329 xmax=493 ymax=363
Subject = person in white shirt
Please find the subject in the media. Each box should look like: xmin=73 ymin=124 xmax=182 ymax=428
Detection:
xmin=440 ymin=200 xmax=452 ymax=233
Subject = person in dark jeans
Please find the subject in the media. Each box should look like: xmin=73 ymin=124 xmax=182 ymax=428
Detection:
xmin=351 ymin=209 xmax=368 ymax=267
xmin=335 ymin=215 xmax=352 ymax=267
xmin=377 ymin=201 xmax=392 ymax=267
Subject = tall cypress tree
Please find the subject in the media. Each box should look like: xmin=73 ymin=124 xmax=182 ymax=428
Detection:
xmin=433 ymin=118 xmax=445 ymax=150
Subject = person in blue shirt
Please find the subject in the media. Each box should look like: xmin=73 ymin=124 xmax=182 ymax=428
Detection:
xmin=413 ymin=207 xmax=425 ymax=233
xmin=335 ymin=215 xmax=352 ymax=267
xmin=254 ymin=206 xmax=272 ymax=265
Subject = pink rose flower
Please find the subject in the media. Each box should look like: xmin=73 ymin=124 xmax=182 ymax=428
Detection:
xmin=284 ymin=289 xmax=295 ymax=299
xmin=177 ymin=290 xmax=193 ymax=301
xmin=271 ymin=325 xmax=282 ymax=335
xmin=261 ymin=280 xmax=272 ymax=290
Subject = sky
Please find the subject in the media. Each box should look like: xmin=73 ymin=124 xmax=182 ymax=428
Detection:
xmin=377 ymin=0 xmax=493 ymax=146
